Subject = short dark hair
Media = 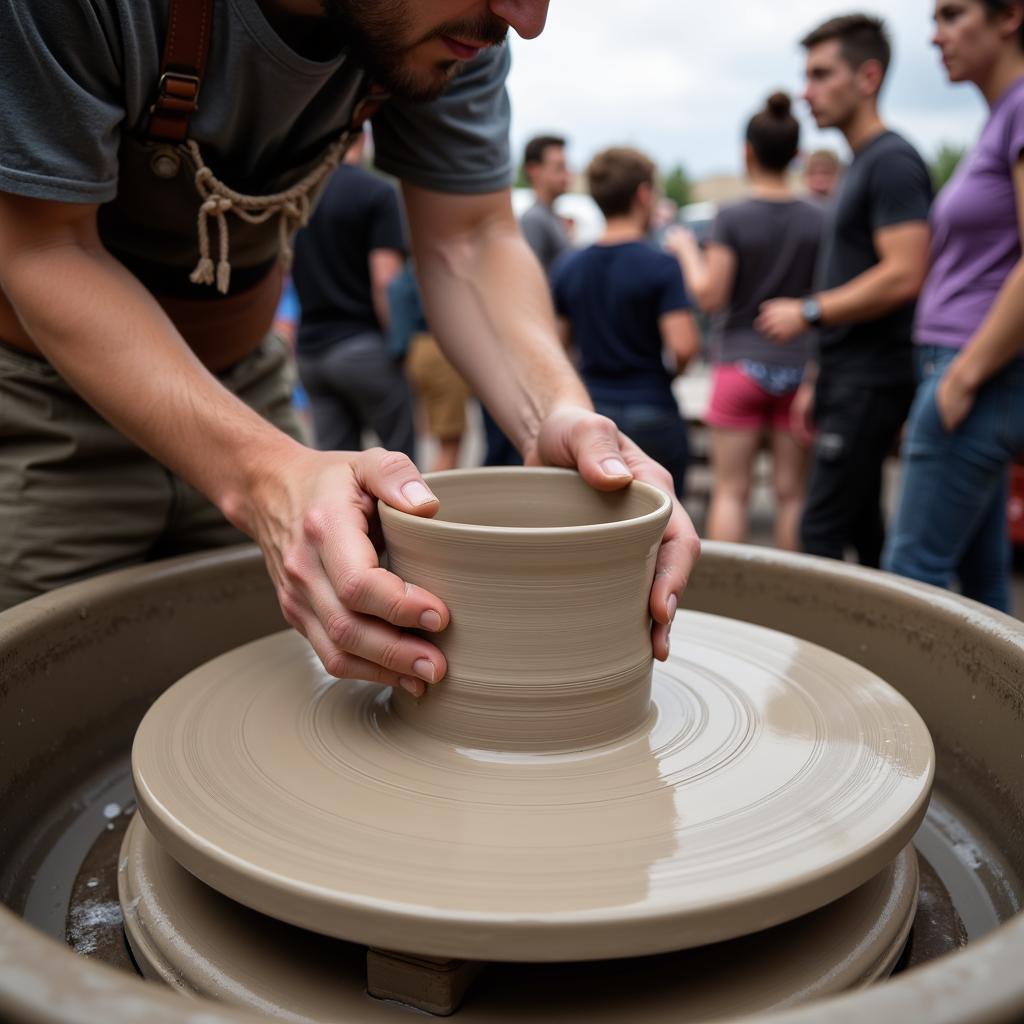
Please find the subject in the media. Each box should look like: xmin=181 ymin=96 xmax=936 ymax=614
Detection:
xmin=523 ymin=135 xmax=566 ymax=167
xmin=586 ymin=147 xmax=656 ymax=219
xmin=982 ymin=0 xmax=1024 ymax=49
xmin=746 ymin=91 xmax=800 ymax=173
xmin=800 ymin=13 xmax=891 ymax=76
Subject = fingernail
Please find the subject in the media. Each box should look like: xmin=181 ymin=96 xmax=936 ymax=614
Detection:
xmin=402 ymin=481 xmax=437 ymax=507
xmin=667 ymin=593 xmax=677 ymax=624
xmin=413 ymin=658 xmax=436 ymax=683
xmin=601 ymin=457 xmax=631 ymax=478
xmin=400 ymin=678 xmax=423 ymax=697
xmin=419 ymin=609 xmax=443 ymax=632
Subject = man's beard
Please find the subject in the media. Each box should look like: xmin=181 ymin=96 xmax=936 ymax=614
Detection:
xmin=322 ymin=0 xmax=508 ymax=101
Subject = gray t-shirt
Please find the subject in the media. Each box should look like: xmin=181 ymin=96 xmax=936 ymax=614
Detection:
xmin=0 ymin=1 xmax=512 ymax=284
xmin=520 ymin=200 xmax=570 ymax=275
xmin=708 ymin=197 xmax=824 ymax=370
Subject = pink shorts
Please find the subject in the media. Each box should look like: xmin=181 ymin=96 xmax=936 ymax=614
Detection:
xmin=705 ymin=363 xmax=797 ymax=432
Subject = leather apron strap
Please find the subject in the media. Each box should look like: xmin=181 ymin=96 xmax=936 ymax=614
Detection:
xmin=147 ymin=0 xmax=214 ymax=143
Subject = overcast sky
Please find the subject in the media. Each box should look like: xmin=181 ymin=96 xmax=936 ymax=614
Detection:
xmin=505 ymin=1 xmax=988 ymax=180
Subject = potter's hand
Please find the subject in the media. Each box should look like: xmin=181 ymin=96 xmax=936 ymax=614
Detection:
xmin=755 ymin=299 xmax=807 ymax=344
xmin=525 ymin=406 xmax=701 ymax=662
xmin=248 ymin=447 xmax=449 ymax=696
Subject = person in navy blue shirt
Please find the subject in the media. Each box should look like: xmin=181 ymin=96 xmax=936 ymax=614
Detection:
xmin=552 ymin=147 xmax=699 ymax=497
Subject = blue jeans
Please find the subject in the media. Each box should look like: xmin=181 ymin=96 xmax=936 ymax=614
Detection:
xmin=883 ymin=345 xmax=1024 ymax=612
xmin=594 ymin=400 xmax=689 ymax=498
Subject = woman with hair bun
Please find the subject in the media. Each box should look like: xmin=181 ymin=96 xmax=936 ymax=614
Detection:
xmin=668 ymin=91 xmax=823 ymax=550
xmin=885 ymin=0 xmax=1024 ymax=610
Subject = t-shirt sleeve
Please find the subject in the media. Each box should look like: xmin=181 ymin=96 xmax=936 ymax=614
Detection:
xmin=367 ymin=182 xmax=408 ymax=254
xmin=0 ymin=2 xmax=125 ymax=202
xmin=658 ymin=255 xmax=691 ymax=315
xmin=1004 ymin=90 xmax=1024 ymax=166
xmin=868 ymin=147 xmax=933 ymax=231
xmin=709 ymin=207 xmax=737 ymax=250
xmin=372 ymin=45 xmax=513 ymax=194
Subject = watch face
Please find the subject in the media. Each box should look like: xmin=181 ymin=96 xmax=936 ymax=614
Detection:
xmin=802 ymin=299 xmax=821 ymax=325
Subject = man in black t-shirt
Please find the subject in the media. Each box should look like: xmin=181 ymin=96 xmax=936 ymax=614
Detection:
xmin=292 ymin=132 xmax=415 ymax=457
xmin=757 ymin=14 xmax=932 ymax=567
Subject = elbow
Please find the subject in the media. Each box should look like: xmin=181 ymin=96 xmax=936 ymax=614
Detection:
xmin=888 ymin=263 xmax=929 ymax=307
xmin=690 ymin=285 xmax=725 ymax=316
xmin=896 ymin=275 xmax=926 ymax=307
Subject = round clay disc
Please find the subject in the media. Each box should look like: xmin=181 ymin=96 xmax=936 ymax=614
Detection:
xmin=131 ymin=611 xmax=934 ymax=962
xmin=119 ymin=813 xmax=919 ymax=1022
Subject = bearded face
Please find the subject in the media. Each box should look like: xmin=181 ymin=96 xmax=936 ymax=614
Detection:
xmin=322 ymin=1 xmax=509 ymax=100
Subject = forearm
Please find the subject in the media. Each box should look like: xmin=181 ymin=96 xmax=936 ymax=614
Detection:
xmin=819 ymin=261 xmax=921 ymax=326
xmin=371 ymin=284 xmax=392 ymax=334
xmin=675 ymin=245 xmax=711 ymax=309
xmin=2 ymin=242 xmax=300 ymax=526
xmin=411 ymin=215 xmax=589 ymax=452
xmin=947 ymin=260 xmax=1024 ymax=389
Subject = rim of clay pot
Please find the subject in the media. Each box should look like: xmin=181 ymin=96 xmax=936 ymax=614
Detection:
xmin=378 ymin=466 xmax=672 ymax=538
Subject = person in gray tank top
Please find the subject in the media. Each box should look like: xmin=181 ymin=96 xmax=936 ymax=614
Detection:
xmin=668 ymin=92 xmax=823 ymax=551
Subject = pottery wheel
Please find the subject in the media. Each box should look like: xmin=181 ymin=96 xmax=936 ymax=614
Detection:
xmin=131 ymin=611 xmax=934 ymax=962
xmin=119 ymin=812 xmax=919 ymax=1022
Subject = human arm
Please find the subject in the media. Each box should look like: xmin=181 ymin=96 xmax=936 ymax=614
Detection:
xmin=936 ymin=160 xmax=1024 ymax=430
xmin=756 ymin=221 xmax=930 ymax=342
xmin=0 ymin=191 xmax=452 ymax=695
xmin=403 ymin=183 xmax=700 ymax=658
xmin=664 ymin=226 xmax=736 ymax=315
xmin=368 ymin=248 xmax=404 ymax=333
xmin=660 ymin=311 xmax=700 ymax=374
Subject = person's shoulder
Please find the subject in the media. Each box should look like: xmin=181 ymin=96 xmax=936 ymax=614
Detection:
xmin=623 ymin=242 xmax=679 ymax=278
xmin=520 ymin=201 xmax=549 ymax=226
xmin=553 ymin=244 xmax=587 ymax=275
xmin=793 ymin=196 xmax=826 ymax=222
xmin=873 ymin=131 xmax=929 ymax=170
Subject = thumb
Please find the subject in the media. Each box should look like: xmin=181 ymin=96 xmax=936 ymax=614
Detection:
xmin=569 ymin=414 xmax=635 ymax=492
xmin=354 ymin=449 xmax=440 ymax=518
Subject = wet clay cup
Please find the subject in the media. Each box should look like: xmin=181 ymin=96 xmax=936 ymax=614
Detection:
xmin=378 ymin=467 xmax=672 ymax=752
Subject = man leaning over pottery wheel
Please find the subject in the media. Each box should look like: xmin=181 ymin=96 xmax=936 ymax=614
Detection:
xmin=0 ymin=0 xmax=699 ymax=694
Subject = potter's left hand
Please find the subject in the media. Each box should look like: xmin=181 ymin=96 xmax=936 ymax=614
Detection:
xmin=935 ymin=368 xmax=977 ymax=432
xmin=524 ymin=405 xmax=701 ymax=661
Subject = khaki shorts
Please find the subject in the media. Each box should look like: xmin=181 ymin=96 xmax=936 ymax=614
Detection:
xmin=0 ymin=334 xmax=302 ymax=612
xmin=404 ymin=333 xmax=471 ymax=441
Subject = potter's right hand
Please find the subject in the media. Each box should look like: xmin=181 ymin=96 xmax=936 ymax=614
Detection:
xmin=241 ymin=446 xmax=449 ymax=697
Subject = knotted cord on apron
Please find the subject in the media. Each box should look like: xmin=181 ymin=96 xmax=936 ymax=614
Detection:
xmin=185 ymin=131 xmax=355 ymax=295
xmin=148 ymin=0 xmax=387 ymax=296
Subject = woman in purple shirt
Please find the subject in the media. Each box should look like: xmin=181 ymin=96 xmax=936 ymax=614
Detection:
xmin=885 ymin=0 xmax=1024 ymax=610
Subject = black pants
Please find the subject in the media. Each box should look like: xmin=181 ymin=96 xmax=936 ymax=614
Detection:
xmin=800 ymin=375 xmax=915 ymax=568
xmin=296 ymin=331 xmax=415 ymax=459
xmin=594 ymin=399 xmax=690 ymax=499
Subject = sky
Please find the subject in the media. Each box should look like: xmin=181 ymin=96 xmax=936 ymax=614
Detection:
xmin=505 ymin=1 xmax=989 ymax=180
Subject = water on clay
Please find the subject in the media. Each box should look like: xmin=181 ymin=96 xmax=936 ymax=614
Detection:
xmin=7 ymin=750 xmax=1016 ymax=989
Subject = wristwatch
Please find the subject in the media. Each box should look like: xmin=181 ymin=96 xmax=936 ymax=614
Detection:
xmin=801 ymin=296 xmax=824 ymax=327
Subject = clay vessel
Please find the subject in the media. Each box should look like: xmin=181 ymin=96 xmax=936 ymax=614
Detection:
xmin=379 ymin=468 xmax=671 ymax=752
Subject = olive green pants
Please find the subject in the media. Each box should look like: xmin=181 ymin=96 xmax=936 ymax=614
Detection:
xmin=0 ymin=335 xmax=302 ymax=612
